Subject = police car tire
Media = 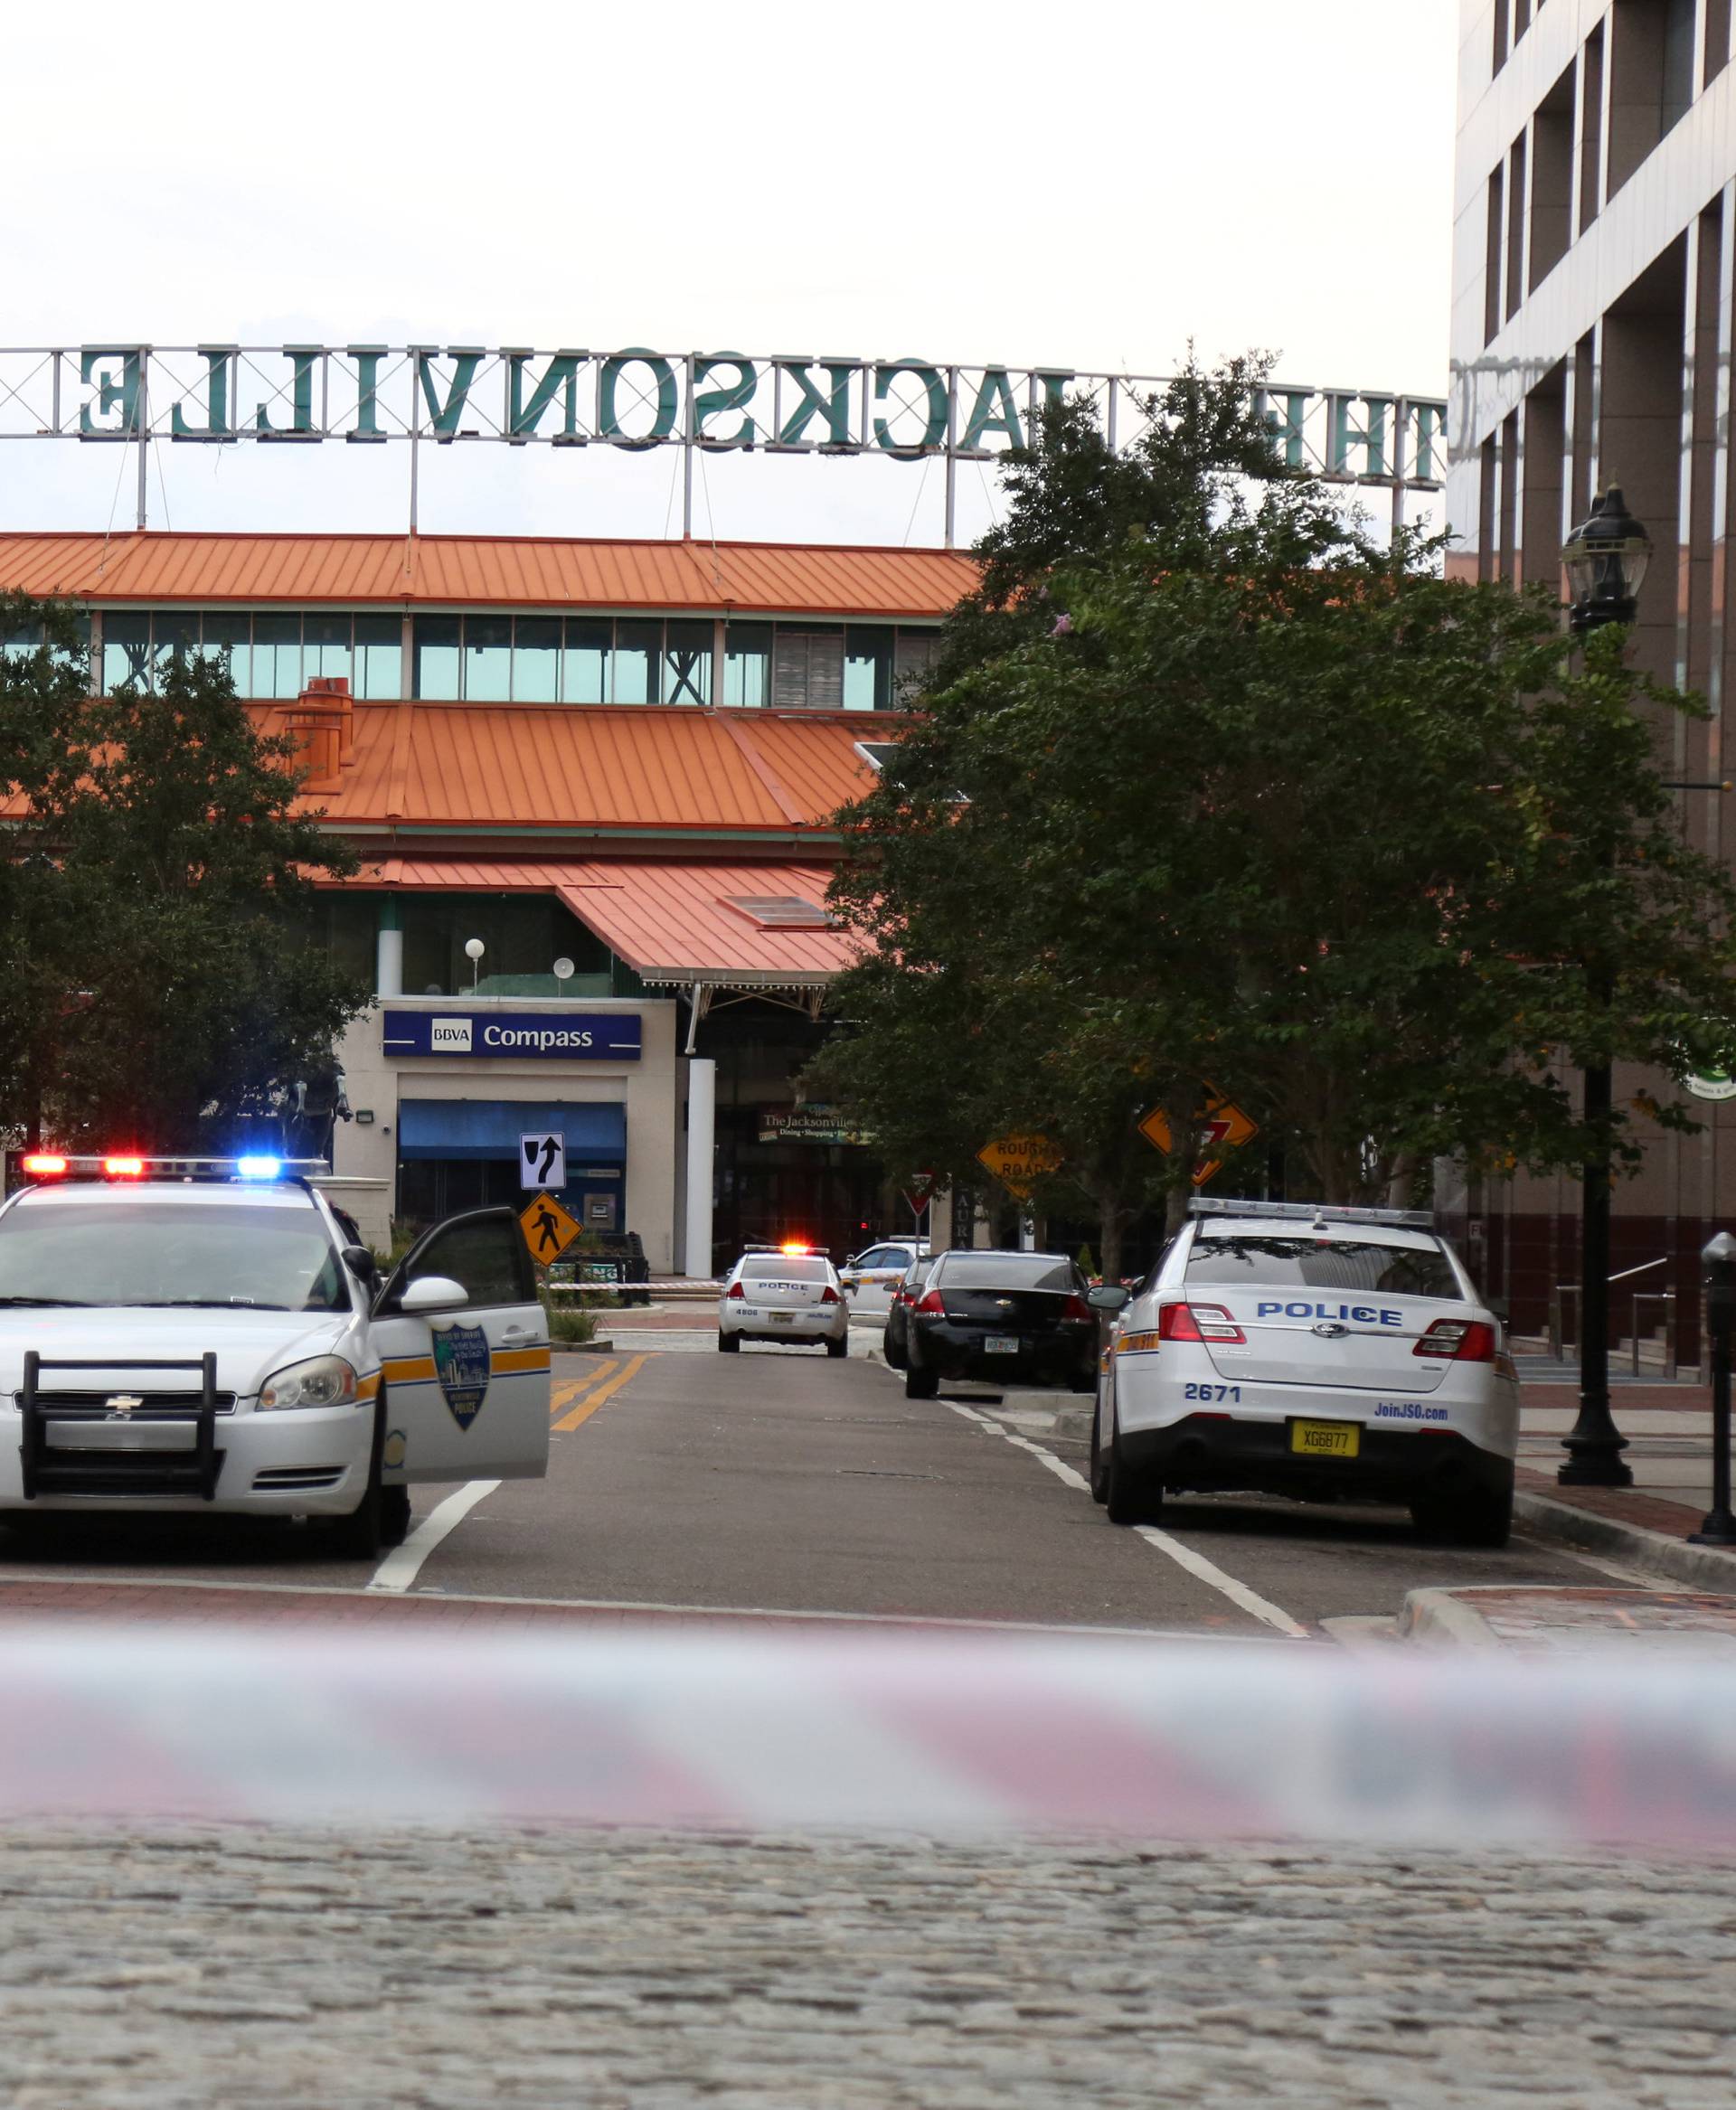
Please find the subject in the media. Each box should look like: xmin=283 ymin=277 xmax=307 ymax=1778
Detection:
xmin=718 ymin=1330 xmax=741 ymax=1352
xmin=380 ymin=1485 xmax=412 ymax=1548
xmin=331 ymin=1401 xmax=388 ymax=1559
xmin=1089 ymin=1398 xmax=1110 ymax=1505
xmin=904 ymin=1363 xmax=939 ymax=1399
xmin=1104 ymin=1424 xmax=1162 ymax=1527
xmin=826 ymin=1334 xmax=847 ymax=1358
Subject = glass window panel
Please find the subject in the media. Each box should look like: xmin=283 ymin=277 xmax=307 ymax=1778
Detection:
xmin=664 ymin=619 xmax=712 ymax=707
xmin=462 ymin=615 xmax=513 ymax=702
xmin=613 ymin=619 xmax=661 ymax=704
xmin=47 ymin=610 xmax=90 ymax=672
xmin=561 ymin=618 xmax=611 ymax=703
xmin=844 ymin=626 xmax=894 ymax=712
xmin=514 ymin=617 xmax=561 ymax=702
xmin=722 ymin=621 xmax=772 ymax=708
xmin=253 ymin=613 xmax=303 ymax=700
xmin=202 ymin=614 xmax=251 ymax=696
xmin=103 ymin=611 xmax=152 ymax=692
xmin=2 ymin=618 xmax=42 ymax=662
xmin=412 ymin=616 xmax=460 ymax=700
xmin=304 ymin=613 xmax=352 ymax=684
xmin=153 ymin=608 xmax=199 ymax=688
xmin=353 ymin=614 xmax=401 ymax=701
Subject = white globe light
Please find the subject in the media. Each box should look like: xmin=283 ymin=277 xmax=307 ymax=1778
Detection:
xmin=552 ymin=956 xmax=575 ymax=980
xmin=464 ymin=937 xmax=486 ymax=961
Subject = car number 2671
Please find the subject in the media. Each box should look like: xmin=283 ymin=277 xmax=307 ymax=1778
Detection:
xmin=1183 ymin=1383 xmax=1241 ymax=1404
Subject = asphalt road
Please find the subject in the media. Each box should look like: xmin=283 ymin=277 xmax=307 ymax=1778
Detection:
xmin=0 ymin=1334 xmax=1637 ymax=1634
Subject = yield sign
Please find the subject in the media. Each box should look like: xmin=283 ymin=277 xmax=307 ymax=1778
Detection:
xmin=519 ymin=1190 xmax=582 ymax=1265
xmin=1138 ymin=1088 xmax=1260 ymax=1187
xmin=902 ymin=1171 xmax=938 ymax=1218
xmin=976 ymin=1135 xmax=1061 ymax=1202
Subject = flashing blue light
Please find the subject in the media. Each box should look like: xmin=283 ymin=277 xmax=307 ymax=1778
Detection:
xmin=235 ymin=1155 xmax=283 ymax=1181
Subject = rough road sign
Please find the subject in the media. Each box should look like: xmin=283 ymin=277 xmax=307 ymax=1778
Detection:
xmin=976 ymin=1135 xmax=1061 ymax=1201
xmin=519 ymin=1190 xmax=582 ymax=1266
xmin=1138 ymin=1091 xmax=1260 ymax=1187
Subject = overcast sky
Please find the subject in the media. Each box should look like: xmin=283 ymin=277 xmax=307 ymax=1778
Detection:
xmin=0 ymin=0 xmax=1456 ymax=548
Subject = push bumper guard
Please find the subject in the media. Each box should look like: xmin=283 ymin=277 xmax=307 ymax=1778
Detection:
xmin=19 ymin=1351 xmax=222 ymax=1502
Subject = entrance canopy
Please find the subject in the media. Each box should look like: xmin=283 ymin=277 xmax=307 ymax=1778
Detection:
xmin=359 ymin=857 xmax=862 ymax=996
xmin=399 ymin=1098 xmax=626 ymax=1163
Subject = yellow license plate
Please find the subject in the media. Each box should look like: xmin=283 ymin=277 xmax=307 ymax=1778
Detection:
xmin=1290 ymin=1418 xmax=1360 ymax=1458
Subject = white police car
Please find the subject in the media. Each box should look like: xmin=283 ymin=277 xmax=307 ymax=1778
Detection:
xmin=718 ymin=1245 xmax=850 ymax=1355
xmin=838 ymin=1239 xmax=930 ymax=1316
xmin=0 ymin=1154 xmax=551 ymax=1557
xmin=1090 ymin=1199 xmax=1519 ymax=1546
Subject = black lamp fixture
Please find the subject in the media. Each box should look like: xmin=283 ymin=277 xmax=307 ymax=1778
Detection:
xmin=1556 ymin=485 xmax=1651 ymax=1488
xmin=1562 ymin=484 xmax=1652 ymax=634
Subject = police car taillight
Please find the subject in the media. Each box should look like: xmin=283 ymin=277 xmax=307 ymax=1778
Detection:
xmin=1414 ymin=1318 xmax=1496 ymax=1361
xmin=1159 ymin=1302 xmax=1245 ymax=1344
xmin=819 ymin=1285 xmax=841 ymax=1305
xmin=726 ymin=1281 xmax=746 ymax=1300
xmin=20 ymin=1154 xmax=67 ymax=1177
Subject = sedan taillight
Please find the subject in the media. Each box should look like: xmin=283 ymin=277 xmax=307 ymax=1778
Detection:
xmin=1061 ymin=1295 xmax=1093 ymax=1323
xmin=1158 ymin=1302 xmax=1245 ymax=1344
xmin=1413 ymin=1318 xmax=1496 ymax=1361
xmin=914 ymin=1288 xmax=946 ymax=1315
xmin=820 ymin=1285 xmax=841 ymax=1305
xmin=726 ymin=1281 xmax=746 ymax=1300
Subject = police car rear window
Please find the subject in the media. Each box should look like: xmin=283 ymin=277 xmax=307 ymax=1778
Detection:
xmin=741 ymin=1256 xmax=829 ymax=1282
xmin=1185 ymin=1236 xmax=1458 ymax=1302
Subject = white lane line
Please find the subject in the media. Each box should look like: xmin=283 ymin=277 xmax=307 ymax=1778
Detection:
xmin=367 ymin=1480 xmax=500 ymax=1595
xmin=936 ymin=1395 xmax=1310 ymax=1640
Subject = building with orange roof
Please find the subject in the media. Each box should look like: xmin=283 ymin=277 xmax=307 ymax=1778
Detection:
xmin=0 ymin=529 xmax=973 ymax=1272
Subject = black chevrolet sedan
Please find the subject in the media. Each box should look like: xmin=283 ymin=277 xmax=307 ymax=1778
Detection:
xmin=902 ymin=1249 xmax=1099 ymax=1399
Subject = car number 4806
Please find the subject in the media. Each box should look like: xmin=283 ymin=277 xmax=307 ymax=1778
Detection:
xmin=1183 ymin=1382 xmax=1241 ymax=1404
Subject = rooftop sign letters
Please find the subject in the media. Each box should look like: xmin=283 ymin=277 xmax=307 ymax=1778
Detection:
xmin=0 ymin=344 xmax=1448 ymax=542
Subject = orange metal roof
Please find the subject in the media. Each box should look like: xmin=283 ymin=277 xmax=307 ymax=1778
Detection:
xmin=354 ymin=856 xmax=859 ymax=985
xmin=0 ymin=531 xmax=977 ymax=617
xmin=264 ymin=702 xmax=882 ymax=834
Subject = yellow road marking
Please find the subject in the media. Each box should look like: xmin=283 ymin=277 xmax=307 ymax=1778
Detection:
xmin=552 ymin=1353 xmax=650 ymax=1432
xmin=549 ymin=1361 xmax=617 ymax=1417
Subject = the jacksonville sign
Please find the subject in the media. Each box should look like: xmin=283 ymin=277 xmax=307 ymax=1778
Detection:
xmin=0 ymin=344 xmax=1448 ymax=540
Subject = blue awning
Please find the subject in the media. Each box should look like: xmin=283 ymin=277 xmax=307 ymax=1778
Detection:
xmin=399 ymin=1099 xmax=627 ymax=1163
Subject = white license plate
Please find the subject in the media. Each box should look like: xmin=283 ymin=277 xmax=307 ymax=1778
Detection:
xmin=984 ymin=1335 xmax=1020 ymax=1357
xmin=770 ymin=1312 xmax=796 ymax=1323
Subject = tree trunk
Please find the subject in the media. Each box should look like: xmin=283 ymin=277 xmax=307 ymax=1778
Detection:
xmin=1099 ymin=1212 xmax=1123 ymax=1285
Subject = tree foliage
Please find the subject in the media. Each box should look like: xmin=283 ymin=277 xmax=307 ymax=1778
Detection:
xmin=812 ymin=356 xmax=1736 ymax=1264
xmin=0 ymin=593 xmax=369 ymax=1152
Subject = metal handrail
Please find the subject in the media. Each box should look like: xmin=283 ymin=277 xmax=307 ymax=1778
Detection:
xmin=1548 ymin=1262 xmax=1674 ymax=1362
xmin=1630 ymin=1291 xmax=1677 ymax=1380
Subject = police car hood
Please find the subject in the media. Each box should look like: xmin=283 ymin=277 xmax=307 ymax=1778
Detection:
xmin=0 ymin=1305 xmax=353 ymax=1400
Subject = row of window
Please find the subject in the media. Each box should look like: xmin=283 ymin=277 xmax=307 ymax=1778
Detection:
xmin=1486 ymin=0 xmax=1725 ymax=343
xmin=56 ymin=608 xmax=939 ymax=711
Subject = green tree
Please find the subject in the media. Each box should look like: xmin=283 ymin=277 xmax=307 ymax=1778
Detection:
xmin=0 ymin=592 xmax=369 ymax=1152
xmin=814 ymin=359 xmax=1736 ymax=1263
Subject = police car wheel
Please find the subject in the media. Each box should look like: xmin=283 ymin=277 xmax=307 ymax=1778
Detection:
xmin=826 ymin=1334 xmax=847 ymax=1358
xmin=718 ymin=1330 xmax=741 ymax=1353
xmin=1104 ymin=1421 xmax=1162 ymax=1527
xmin=380 ymin=1485 xmax=412 ymax=1548
xmin=1089 ymin=1396 xmax=1110 ymax=1505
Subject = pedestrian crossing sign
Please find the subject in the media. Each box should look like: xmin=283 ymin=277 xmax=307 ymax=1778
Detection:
xmin=520 ymin=1190 xmax=581 ymax=1266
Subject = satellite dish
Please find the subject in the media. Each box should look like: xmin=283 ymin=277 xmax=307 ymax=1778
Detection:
xmin=552 ymin=956 xmax=575 ymax=981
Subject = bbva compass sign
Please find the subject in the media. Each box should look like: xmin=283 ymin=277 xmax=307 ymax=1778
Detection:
xmin=0 ymin=343 xmax=1447 ymax=485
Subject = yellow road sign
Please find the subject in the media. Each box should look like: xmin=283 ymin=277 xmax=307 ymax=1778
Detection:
xmin=976 ymin=1134 xmax=1061 ymax=1201
xmin=1138 ymin=1089 xmax=1260 ymax=1187
xmin=520 ymin=1190 xmax=582 ymax=1265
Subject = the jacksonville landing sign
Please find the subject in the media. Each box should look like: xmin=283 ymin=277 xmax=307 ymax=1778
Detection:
xmin=0 ymin=343 xmax=1448 ymax=514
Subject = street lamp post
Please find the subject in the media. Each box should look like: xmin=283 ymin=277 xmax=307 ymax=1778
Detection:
xmin=1557 ymin=486 xmax=1651 ymax=1488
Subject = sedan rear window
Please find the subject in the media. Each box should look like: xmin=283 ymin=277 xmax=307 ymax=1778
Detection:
xmin=937 ymin=1257 xmax=1076 ymax=1293
xmin=741 ymin=1255 xmax=829 ymax=1282
xmin=1185 ymin=1235 xmax=1459 ymax=1302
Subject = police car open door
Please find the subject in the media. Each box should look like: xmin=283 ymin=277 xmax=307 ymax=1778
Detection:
xmin=370 ymin=1206 xmax=552 ymax=1484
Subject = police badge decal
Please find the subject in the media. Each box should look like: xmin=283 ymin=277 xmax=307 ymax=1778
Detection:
xmin=431 ymin=1322 xmax=491 ymax=1429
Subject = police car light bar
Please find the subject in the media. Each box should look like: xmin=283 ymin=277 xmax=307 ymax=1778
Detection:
xmin=1188 ymin=1198 xmax=1437 ymax=1230
xmin=14 ymin=1154 xmax=331 ymax=1183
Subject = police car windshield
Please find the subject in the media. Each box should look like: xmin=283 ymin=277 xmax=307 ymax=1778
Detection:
xmin=0 ymin=1201 xmax=349 ymax=1312
xmin=741 ymin=1256 xmax=829 ymax=1281
xmin=1186 ymin=1235 xmax=1458 ymax=1302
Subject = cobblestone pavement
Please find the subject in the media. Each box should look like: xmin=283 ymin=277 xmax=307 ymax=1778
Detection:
xmin=3 ymin=1828 xmax=1734 ymax=2106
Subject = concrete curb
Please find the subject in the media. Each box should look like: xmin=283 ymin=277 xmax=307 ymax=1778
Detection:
xmin=1514 ymin=1488 xmax=1736 ymax=1592
xmin=1396 ymin=1587 xmax=1510 ymax=1648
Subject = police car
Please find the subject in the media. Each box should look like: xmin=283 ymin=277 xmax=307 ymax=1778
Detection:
xmin=1090 ymin=1199 xmax=1519 ymax=1546
xmin=718 ymin=1245 xmax=850 ymax=1355
xmin=838 ymin=1239 xmax=930 ymax=1317
xmin=0 ymin=1154 xmax=552 ymax=1557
